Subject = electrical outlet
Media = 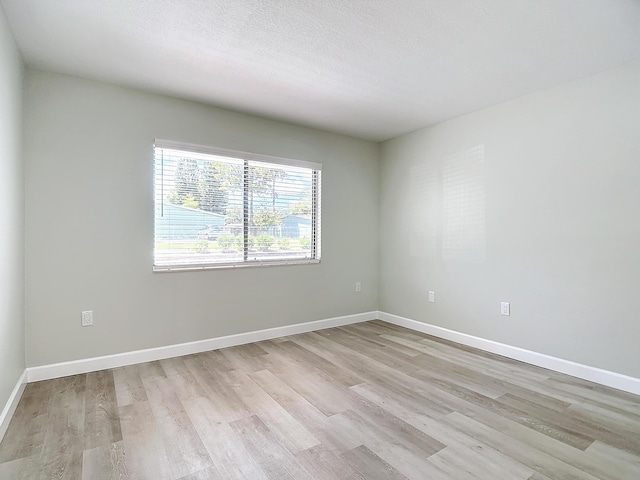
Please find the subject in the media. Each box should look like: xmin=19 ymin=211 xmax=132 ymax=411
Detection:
xmin=428 ymin=291 xmax=435 ymax=303
xmin=355 ymin=282 xmax=362 ymax=293
xmin=501 ymin=302 xmax=510 ymax=316
xmin=81 ymin=310 xmax=93 ymax=327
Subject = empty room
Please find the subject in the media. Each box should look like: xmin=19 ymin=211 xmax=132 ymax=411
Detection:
xmin=1 ymin=1 xmax=639 ymax=479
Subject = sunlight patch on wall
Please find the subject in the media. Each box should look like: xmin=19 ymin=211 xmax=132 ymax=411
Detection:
xmin=442 ymin=145 xmax=486 ymax=262
xmin=409 ymin=163 xmax=440 ymax=259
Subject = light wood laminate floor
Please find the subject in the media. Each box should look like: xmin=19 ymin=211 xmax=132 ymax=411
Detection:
xmin=1 ymin=320 xmax=640 ymax=479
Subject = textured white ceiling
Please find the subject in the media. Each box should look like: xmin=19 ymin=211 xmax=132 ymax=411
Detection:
xmin=2 ymin=0 xmax=639 ymax=141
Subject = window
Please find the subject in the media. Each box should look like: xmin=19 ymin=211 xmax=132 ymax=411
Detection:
xmin=153 ymin=140 xmax=321 ymax=271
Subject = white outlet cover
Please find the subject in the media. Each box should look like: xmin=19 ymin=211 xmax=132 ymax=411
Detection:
xmin=81 ymin=310 xmax=93 ymax=326
xmin=501 ymin=302 xmax=510 ymax=316
xmin=428 ymin=291 xmax=435 ymax=303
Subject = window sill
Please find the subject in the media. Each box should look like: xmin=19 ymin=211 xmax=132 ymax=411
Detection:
xmin=153 ymin=258 xmax=321 ymax=273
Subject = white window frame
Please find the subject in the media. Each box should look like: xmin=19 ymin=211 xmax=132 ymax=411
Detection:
xmin=153 ymin=139 xmax=322 ymax=272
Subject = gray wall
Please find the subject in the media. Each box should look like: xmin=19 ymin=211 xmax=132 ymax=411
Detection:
xmin=19 ymin=49 xmax=640 ymax=380
xmin=24 ymin=70 xmax=379 ymax=367
xmin=379 ymin=61 xmax=640 ymax=378
xmin=0 ymin=8 xmax=24 ymax=408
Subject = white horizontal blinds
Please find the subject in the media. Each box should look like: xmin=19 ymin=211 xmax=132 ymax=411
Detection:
xmin=246 ymin=160 xmax=320 ymax=262
xmin=312 ymin=169 xmax=321 ymax=260
xmin=153 ymin=141 xmax=321 ymax=270
xmin=154 ymin=147 xmax=244 ymax=268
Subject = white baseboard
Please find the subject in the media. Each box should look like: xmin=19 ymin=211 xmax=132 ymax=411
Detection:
xmin=22 ymin=309 xmax=640 ymax=396
xmin=0 ymin=370 xmax=27 ymax=443
xmin=26 ymin=311 xmax=377 ymax=382
xmin=378 ymin=311 xmax=640 ymax=396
